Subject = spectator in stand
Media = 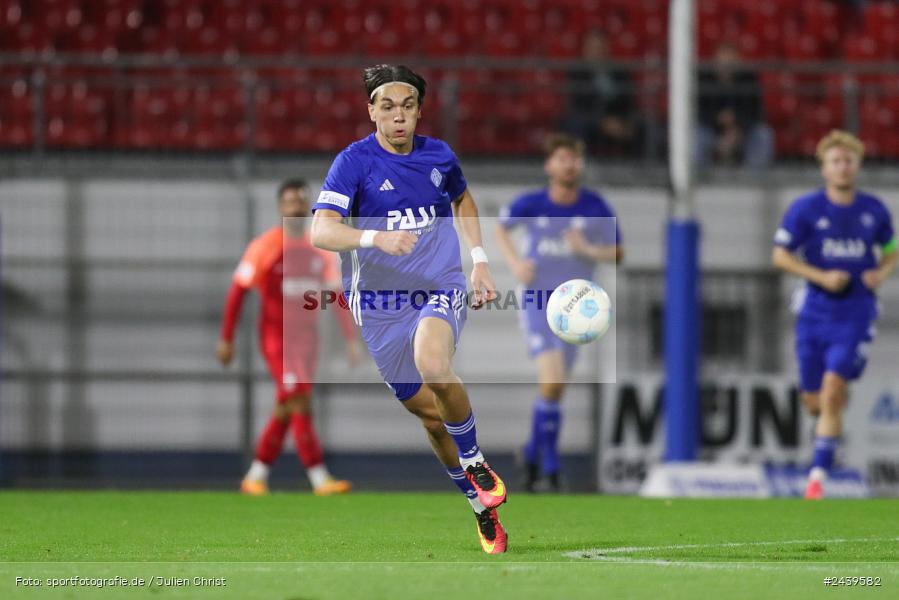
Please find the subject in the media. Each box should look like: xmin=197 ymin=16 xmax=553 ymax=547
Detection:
xmin=562 ymin=30 xmax=642 ymax=158
xmin=696 ymin=41 xmax=774 ymax=169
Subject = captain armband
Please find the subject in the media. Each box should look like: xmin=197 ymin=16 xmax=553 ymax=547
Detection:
xmin=882 ymin=237 xmax=898 ymax=254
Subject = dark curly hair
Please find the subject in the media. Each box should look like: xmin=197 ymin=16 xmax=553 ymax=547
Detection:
xmin=363 ymin=64 xmax=426 ymax=106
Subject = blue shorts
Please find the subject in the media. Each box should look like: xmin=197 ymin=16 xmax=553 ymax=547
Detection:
xmin=361 ymin=289 xmax=467 ymax=401
xmin=795 ymin=315 xmax=875 ymax=392
xmin=519 ymin=300 xmax=578 ymax=370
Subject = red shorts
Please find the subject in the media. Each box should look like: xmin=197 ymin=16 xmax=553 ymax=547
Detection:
xmin=260 ymin=332 xmax=318 ymax=402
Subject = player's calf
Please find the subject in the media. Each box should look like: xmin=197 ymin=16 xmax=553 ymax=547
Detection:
xmin=806 ymin=373 xmax=848 ymax=499
xmin=801 ymin=392 xmax=821 ymax=417
xmin=818 ymin=373 xmax=848 ymax=437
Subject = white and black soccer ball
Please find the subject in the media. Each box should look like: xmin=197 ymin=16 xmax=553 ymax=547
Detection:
xmin=545 ymin=278 xmax=612 ymax=345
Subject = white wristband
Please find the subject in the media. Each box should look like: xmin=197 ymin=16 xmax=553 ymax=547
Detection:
xmin=470 ymin=246 xmax=488 ymax=264
xmin=359 ymin=230 xmax=377 ymax=248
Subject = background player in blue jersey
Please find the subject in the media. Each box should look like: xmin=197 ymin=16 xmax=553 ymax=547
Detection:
xmin=772 ymin=130 xmax=897 ymax=499
xmin=495 ymin=133 xmax=622 ymax=492
xmin=309 ymin=65 xmax=509 ymax=554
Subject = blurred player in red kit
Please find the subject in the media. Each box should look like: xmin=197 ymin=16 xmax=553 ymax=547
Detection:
xmin=217 ymin=179 xmax=360 ymax=495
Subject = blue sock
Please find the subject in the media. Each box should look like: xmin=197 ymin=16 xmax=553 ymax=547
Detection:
xmin=445 ymin=411 xmax=481 ymax=461
xmin=811 ymin=435 xmax=838 ymax=473
xmin=535 ymin=399 xmax=562 ymax=475
xmin=523 ymin=399 xmax=542 ymax=464
xmin=446 ymin=466 xmax=477 ymax=499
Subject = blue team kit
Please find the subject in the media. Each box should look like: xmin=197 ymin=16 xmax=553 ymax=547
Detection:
xmin=312 ymin=134 xmax=469 ymax=400
xmin=774 ymin=189 xmax=895 ymax=391
xmin=499 ymin=189 xmax=620 ymax=368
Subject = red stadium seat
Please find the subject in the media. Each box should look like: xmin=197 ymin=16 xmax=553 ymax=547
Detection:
xmin=185 ymin=26 xmax=240 ymax=57
xmin=304 ymin=27 xmax=346 ymax=55
xmin=0 ymin=23 xmax=56 ymax=55
xmin=422 ymin=31 xmax=467 ymax=57
xmin=241 ymin=27 xmax=287 ymax=56
xmin=0 ymin=0 xmax=24 ymax=29
xmin=844 ymin=35 xmax=881 ymax=62
xmin=0 ymin=77 xmax=33 ymax=147
xmin=133 ymin=26 xmax=179 ymax=56
xmin=360 ymin=29 xmax=402 ymax=56
xmin=784 ymin=33 xmax=823 ymax=62
xmin=41 ymin=0 xmax=82 ymax=34
xmin=865 ymin=2 xmax=898 ymax=59
xmin=484 ymin=32 xmax=525 ymax=57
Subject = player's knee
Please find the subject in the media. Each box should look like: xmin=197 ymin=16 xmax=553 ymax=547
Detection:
xmin=273 ymin=403 xmax=291 ymax=422
xmin=821 ymin=375 xmax=848 ymax=413
xmin=421 ymin=417 xmax=447 ymax=438
xmin=820 ymin=391 xmax=846 ymax=416
xmin=801 ymin=393 xmax=821 ymax=417
xmin=282 ymin=394 xmax=310 ymax=415
xmin=415 ymin=355 xmax=452 ymax=387
xmin=539 ymin=382 xmax=565 ymax=401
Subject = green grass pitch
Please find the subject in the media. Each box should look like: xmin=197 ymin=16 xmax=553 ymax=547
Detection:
xmin=2 ymin=491 xmax=897 ymax=599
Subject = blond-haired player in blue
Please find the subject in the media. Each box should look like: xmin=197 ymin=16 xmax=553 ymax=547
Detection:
xmin=773 ymin=130 xmax=897 ymax=499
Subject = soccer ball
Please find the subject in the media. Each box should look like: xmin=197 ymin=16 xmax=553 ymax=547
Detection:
xmin=546 ymin=279 xmax=612 ymax=345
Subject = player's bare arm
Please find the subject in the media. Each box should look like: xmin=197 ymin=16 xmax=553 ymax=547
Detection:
xmin=494 ymin=221 xmax=535 ymax=284
xmin=453 ymin=188 xmax=498 ymax=309
xmin=862 ymin=243 xmax=898 ymax=290
xmin=217 ymin=279 xmax=249 ymax=367
xmin=311 ymin=208 xmax=417 ymax=255
xmin=771 ymin=246 xmax=850 ymax=293
xmin=562 ymin=228 xmax=624 ymax=263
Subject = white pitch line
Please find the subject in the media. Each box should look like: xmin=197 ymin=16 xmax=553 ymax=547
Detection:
xmin=565 ymin=536 xmax=899 ymax=567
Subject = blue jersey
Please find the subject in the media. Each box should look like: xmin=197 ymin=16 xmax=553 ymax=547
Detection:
xmin=774 ymin=189 xmax=895 ymax=321
xmin=312 ymin=134 xmax=468 ymax=324
xmin=499 ymin=188 xmax=621 ymax=294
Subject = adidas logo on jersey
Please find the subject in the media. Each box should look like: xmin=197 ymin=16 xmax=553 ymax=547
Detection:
xmin=379 ymin=179 xmax=395 ymax=192
xmin=815 ymin=217 xmax=830 ymax=230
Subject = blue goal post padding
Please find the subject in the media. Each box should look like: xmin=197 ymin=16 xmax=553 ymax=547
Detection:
xmin=664 ymin=219 xmax=701 ymax=461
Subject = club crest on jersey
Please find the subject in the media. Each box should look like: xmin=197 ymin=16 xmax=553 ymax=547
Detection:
xmin=386 ymin=205 xmax=438 ymax=231
xmin=861 ymin=212 xmax=875 ymax=228
xmin=430 ymin=168 xmax=443 ymax=188
xmin=822 ymin=237 xmax=866 ymax=258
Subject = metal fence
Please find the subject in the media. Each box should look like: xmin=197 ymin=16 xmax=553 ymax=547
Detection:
xmin=3 ymin=54 xmax=899 ymax=163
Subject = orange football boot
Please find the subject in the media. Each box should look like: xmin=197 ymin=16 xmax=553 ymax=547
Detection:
xmin=240 ymin=478 xmax=269 ymax=496
xmin=475 ymin=508 xmax=508 ymax=554
xmin=313 ymin=478 xmax=353 ymax=496
xmin=465 ymin=462 xmax=507 ymax=509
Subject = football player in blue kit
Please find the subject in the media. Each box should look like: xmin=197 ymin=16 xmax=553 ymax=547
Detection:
xmin=495 ymin=133 xmax=622 ymax=492
xmin=310 ymin=65 xmax=508 ymax=553
xmin=772 ymin=130 xmax=897 ymax=499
